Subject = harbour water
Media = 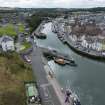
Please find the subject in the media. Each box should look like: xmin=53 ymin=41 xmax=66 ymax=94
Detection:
xmin=34 ymin=22 xmax=105 ymax=105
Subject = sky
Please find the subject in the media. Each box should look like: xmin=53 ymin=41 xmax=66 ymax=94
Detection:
xmin=0 ymin=0 xmax=105 ymax=8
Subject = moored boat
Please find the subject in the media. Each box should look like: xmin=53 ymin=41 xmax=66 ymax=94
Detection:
xmin=54 ymin=57 xmax=66 ymax=65
xmin=54 ymin=57 xmax=77 ymax=66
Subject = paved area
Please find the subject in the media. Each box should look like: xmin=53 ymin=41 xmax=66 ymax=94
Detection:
xmin=44 ymin=65 xmax=72 ymax=105
xmin=31 ymin=42 xmax=62 ymax=105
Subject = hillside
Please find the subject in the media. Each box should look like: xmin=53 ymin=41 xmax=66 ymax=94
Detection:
xmin=0 ymin=52 xmax=33 ymax=105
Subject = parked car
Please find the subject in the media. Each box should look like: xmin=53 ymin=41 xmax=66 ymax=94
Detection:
xmin=24 ymin=55 xmax=32 ymax=63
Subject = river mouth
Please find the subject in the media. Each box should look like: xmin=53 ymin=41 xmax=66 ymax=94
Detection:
xmin=34 ymin=22 xmax=105 ymax=105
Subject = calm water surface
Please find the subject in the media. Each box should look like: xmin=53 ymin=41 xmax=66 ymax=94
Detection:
xmin=35 ymin=22 xmax=105 ymax=105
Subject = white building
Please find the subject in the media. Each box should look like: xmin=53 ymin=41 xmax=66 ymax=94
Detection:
xmin=0 ymin=36 xmax=15 ymax=51
xmin=91 ymin=41 xmax=102 ymax=51
xmin=69 ymin=34 xmax=77 ymax=42
xmin=81 ymin=40 xmax=88 ymax=48
xmin=81 ymin=38 xmax=102 ymax=51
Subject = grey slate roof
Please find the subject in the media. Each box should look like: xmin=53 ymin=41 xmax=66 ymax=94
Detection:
xmin=0 ymin=35 xmax=13 ymax=43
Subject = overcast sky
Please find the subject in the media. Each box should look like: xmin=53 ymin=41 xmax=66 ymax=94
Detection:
xmin=0 ymin=0 xmax=105 ymax=8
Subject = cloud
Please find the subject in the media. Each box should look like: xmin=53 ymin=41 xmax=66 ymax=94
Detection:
xmin=0 ymin=0 xmax=105 ymax=8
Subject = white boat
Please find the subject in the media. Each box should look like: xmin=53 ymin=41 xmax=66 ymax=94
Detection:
xmin=65 ymin=80 xmax=81 ymax=105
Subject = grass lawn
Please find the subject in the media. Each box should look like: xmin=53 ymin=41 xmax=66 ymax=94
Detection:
xmin=0 ymin=24 xmax=17 ymax=36
xmin=18 ymin=23 xmax=25 ymax=33
xmin=0 ymin=52 xmax=34 ymax=105
xmin=0 ymin=23 xmax=25 ymax=37
xmin=22 ymin=42 xmax=32 ymax=51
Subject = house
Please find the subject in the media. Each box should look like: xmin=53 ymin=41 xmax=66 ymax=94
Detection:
xmin=69 ymin=34 xmax=77 ymax=42
xmin=0 ymin=36 xmax=15 ymax=51
xmin=92 ymin=41 xmax=102 ymax=51
xmin=81 ymin=39 xmax=88 ymax=48
xmin=81 ymin=37 xmax=103 ymax=51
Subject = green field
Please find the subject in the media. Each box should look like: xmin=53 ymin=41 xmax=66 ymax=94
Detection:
xmin=0 ymin=23 xmax=25 ymax=37
xmin=19 ymin=42 xmax=31 ymax=53
xmin=22 ymin=42 xmax=31 ymax=50
xmin=18 ymin=23 xmax=25 ymax=33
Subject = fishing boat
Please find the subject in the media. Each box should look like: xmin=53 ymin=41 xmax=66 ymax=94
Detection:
xmin=54 ymin=57 xmax=66 ymax=65
xmin=54 ymin=57 xmax=77 ymax=66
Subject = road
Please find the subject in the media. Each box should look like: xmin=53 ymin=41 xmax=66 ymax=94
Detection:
xmin=31 ymin=42 xmax=62 ymax=105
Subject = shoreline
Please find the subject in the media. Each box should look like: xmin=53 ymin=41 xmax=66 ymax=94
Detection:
xmin=53 ymin=30 xmax=105 ymax=62
xmin=65 ymin=39 xmax=105 ymax=61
